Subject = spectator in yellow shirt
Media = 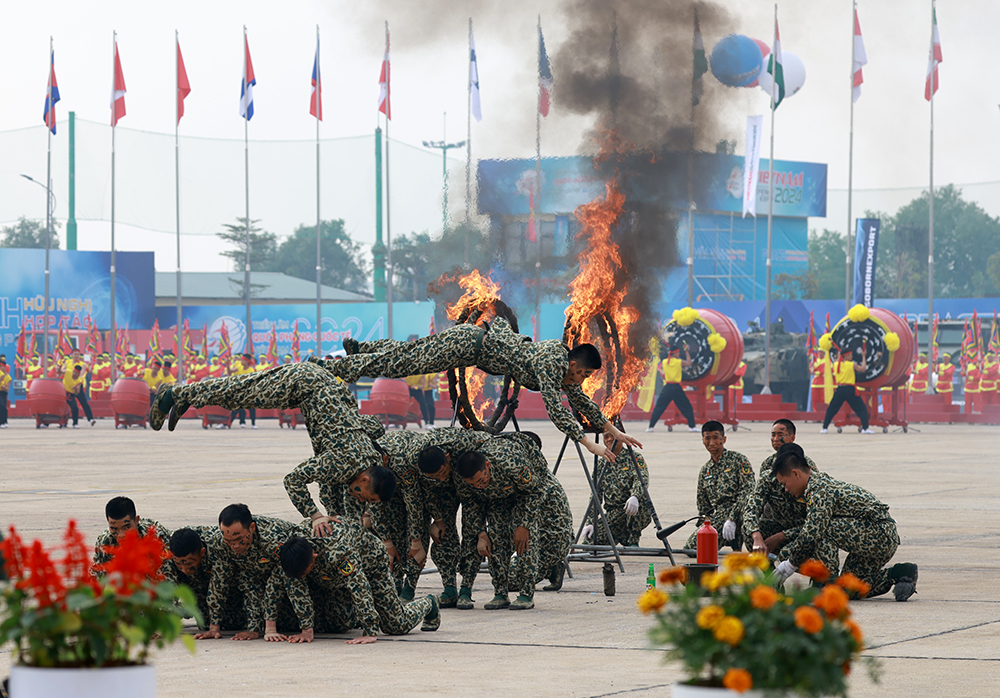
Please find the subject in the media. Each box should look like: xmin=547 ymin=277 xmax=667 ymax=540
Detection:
xmin=64 ymin=362 xmax=96 ymax=428
xmin=231 ymin=353 xmax=257 ymax=429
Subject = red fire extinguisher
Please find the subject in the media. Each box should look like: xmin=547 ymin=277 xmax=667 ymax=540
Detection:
xmin=697 ymin=519 xmax=719 ymax=565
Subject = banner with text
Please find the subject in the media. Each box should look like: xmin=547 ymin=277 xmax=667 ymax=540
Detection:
xmin=853 ymin=218 xmax=881 ymax=307
xmin=742 ymin=115 xmax=764 ymax=218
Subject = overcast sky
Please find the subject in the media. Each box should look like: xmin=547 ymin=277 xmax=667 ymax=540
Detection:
xmin=2 ymin=0 xmax=998 ymax=261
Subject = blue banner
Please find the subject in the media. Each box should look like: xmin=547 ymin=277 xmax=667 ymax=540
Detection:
xmin=853 ymin=218 xmax=881 ymax=307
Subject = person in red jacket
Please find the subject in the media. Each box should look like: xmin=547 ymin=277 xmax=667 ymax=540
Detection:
xmin=935 ymin=353 xmax=955 ymax=397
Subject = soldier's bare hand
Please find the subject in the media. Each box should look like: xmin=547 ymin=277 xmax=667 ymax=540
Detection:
xmin=477 ymin=532 xmax=492 ymax=558
xmin=194 ymin=625 xmax=223 ymax=640
xmin=311 ymin=516 xmax=334 ymax=537
xmin=288 ymin=628 xmax=314 ymax=643
xmin=429 ymin=519 xmax=446 ymax=544
xmin=763 ymin=532 xmax=786 ymax=554
xmin=408 ymin=540 xmax=427 ymax=567
xmin=513 ymin=526 xmax=530 ymax=556
xmin=232 ymin=631 xmax=259 ymax=641
xmin=346 ymin=635 xmax=378 ymax=645
xmin=264 ymin=631 xmax=288 ymax=642
xmin=384 ymin=541 xmax=402 ymax=570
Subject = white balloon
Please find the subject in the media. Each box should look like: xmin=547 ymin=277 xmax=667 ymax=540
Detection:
xmin=757 ymin=51 xmax=806 ymax=100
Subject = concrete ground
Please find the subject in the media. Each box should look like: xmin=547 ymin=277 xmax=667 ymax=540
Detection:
xmin=1 ymin=416 xmax=998 ymax=697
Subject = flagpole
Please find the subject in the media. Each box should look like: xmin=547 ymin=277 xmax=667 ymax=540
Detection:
xmin=687 ymin=10 xmax=697 ymax=307
xmin=763 ymin=5 xmax=777 ymax=395
xmin=926 ymin=0 xmax=936 ymax=393
xmin=109 ymin=31 xmax=118 ymax=385
xmin=534 ymin=15 xmax=543 ymax=340
xmin=385 ymin=22 xmax=394 ymax=341
xmin=315 ymin=25 xmax=322 ymax=358
xmin=243 ymin=26 xmax=252 ymax=358
xmin=465 ymin=17 xmax=473 ymax=268
xmin=175 ymin=30 xmax=184 ymax=383
xmin=845 ymin=1 xmax=856 ymax=314
xmin=43 ymin=36 xmax=53 ymax=370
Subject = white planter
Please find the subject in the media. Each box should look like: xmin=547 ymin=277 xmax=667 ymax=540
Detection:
xmin=10 ymin=664 xmax=156 ymax=698
xmin=672 ymin=683 xmax=773 ymax=698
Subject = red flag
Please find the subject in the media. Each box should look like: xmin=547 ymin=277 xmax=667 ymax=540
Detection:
xmin=177 ymin=37 xmax=191 ymax=125
xmin=310 ymin=36 xmax=322 ymax=120
xmin=266 ymin=323 xmax=278 ymax=365
xmin=218 ymin=323 xmax=232 ymax=362
xmin=538 ymin=25 xmax=553 ymax=117
xmin=148 ymin=318 xmax=161 ymax=358
xmin=852 ymin=9 xmax=868 ymax=102
xmin=111 ymin=40 xmax=127 ymax=126
xmin=44 ymin=49 xmax=61 ymax=134
xmin=925 ymin=7 xmax=942 ymax=101
xmin=56 ymin=319 xmax=73 ymax=361
xmin=15 ymin=324 xmax=27 ymax=374
xmin=377 ymin=25 xmax=391 ymax=119
xmin=199 ymin=323 xmax=209 ymax=360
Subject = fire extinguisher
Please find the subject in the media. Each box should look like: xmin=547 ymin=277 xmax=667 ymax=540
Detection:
xmin=697 ymin=519 xmax=718 ymax=565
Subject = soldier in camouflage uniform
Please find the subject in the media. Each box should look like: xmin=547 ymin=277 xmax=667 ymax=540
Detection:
xmin=323 ymin=317 xmax=641 ymax=461
xmin=166 ymin=526 xmax=247 ymax=631
xmin=582 ymin=439 xmax=652 ymax=547
xmin=148 ymin=363 xmax=396 ymax=533
xmin=456 ymin=432 xmax=574 ymax=610
xmin=771 ymin=444 xmax=918 ymax=601
xmin=92 ymin=496 xmax=171 ymax=577
xmin=685 ymin=421 xmax=755 ymax=552
xmin=278 ymin=520 xmax=440 ymax=644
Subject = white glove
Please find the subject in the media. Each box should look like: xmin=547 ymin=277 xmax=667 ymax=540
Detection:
xmin=581 ymin=524 xmax=594 ymax=540
xmin=721 ymin=520 xmax=737 ymax=541
xmin=774 ymin=560 xmax=796 ymax=584
xmin=624 ymin=496 xmax=640 ymax=516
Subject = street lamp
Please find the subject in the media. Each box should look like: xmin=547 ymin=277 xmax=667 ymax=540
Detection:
xmin=20 ymin=174 xmax=56 ymax=369
xmin=422 ymin=113 xmax=465 ymax=233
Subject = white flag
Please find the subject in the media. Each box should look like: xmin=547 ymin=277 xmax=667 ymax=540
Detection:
xmin=470 ymin=29 xmax=482 ymax=122
xmin=742 ymin=115 xmax=764 ymax=218
xmin=852 ymin=9 xmax=868 ymax=102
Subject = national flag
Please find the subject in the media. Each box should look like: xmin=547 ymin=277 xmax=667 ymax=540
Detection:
xmin=218 ymin=323 xmax=232 ymax=362
xmin=989 ymin=311 xmax=1000 ymax=355
xmin=310 ymin=36 xmax=322 ymax=120
xmin=199 ymin=323 xmax=209 ymax=360
xmin=692 ymin=9 xmax=708 ymax=107
xmin=469 ymin=27 xmax=482 ymax=122
xmin=111 ymin=41 xmax=127 ymax=127
xmin=182 ymin=319 xmax=197 ymax=360
xmin=240 ymin=33 xmax=256 ymax=121
xmin=428 ymin=315 xmax=435 ymax=336
xmin=56 ymin=319 xmax=73 ymax=361
xmin=177 ymin=38 xmax=191 ymax=125
xmin=805 ymin=310 xmax=817 ymax=359
xmin=931 ymin=313 xmax=940 ymax=362
xmin=15 ymin=324 xmax=28 ymax=374
xmin=291 ymin=320 xmax=301 ymax=362
xmin=148 ymin=318 xmax=161 ymax=358
xmin=852 ymin=9 xmax=868 ymax=102
xmin=377 ymin=25 xmax=391 ymax=119
xmin=824 ymin=312 xmax=831 ymax=335
xmin=44 ymin=49 xmax=61 ymax=134
xmin=925 ymin=7 xmax=942 ymax=101
xmin=86 ymin=316 xmax=100 ymax=355
xmin=538 ymin=25 xmax=553 ymax=117
xmin=266 ymin=323 xmax=278 ymax=365
xmin=766 ymin=16 xmax=785 ymax=109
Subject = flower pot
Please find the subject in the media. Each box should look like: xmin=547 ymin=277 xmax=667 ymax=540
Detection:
xmin=10 ymin=664 xmax=156 ymax=698
xmin=673 ymin=683 xmax=806 ymax=697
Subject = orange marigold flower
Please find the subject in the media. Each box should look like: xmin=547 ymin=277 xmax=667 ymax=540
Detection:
xmin=836 ymin=572 xmax=871 ymax=598
xmin=844 ymin=618 xmax=864 ymax=646
xmin=658 ymin=566 xmax=688 ymax=585
xmin=799 ymin=559 xmax=831 ymax=582
xmin=713 ymin=616 xmax=745 ymax=646
xmin=794 ymin=606 xmax=824 ymax=634
xmin=750 ymin=584 xmax=779 ymax=610
xmin=748 ymin=551 xmax=770 ymax=570
xmin=723 ymin=667 xmax=754 ymax=693
xmin=813 ymin=583 xmax=850 ymax=619
xmin=637 ymin=588 xmax=668 ymax=614
xmin=696 ymin=604 xmax=726 ymax=630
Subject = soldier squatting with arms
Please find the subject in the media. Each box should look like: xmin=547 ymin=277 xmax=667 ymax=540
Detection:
xmin=686 ymin=421 xmax=755 ymax=551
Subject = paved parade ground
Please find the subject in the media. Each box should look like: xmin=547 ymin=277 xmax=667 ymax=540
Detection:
xmin=1 ymin=417 xmax=998 ymax=697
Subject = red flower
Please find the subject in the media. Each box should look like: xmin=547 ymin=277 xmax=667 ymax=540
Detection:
xmin=96 ymin=528 xmax=170 ymax=593
xmin=62 ymin=519 xmax=101 ymax=595
xmin=1 ymin=525 xmax=27 ymax=580
xmin=25 ymin=540 xmax=67 ymax=609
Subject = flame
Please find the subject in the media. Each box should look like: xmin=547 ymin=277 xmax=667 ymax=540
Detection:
xmin=439 ymin=269 xmax=502 ymax=324
xmin=466 ymin=368 xmax=494 ymax=422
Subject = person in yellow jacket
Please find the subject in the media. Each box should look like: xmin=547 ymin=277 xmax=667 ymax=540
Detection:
xmin=820 ymin=346 xmax=875 ymax=434
xmin=143 ymin=358 xmax=165 ymax=403
xmin=646 ymin=343 xmax=696 ymax=432
xmin=909 ymin=353 xmax=930 ymax=395
xmin=404 ymin=372 xmax=437 ymax=428
xmin=809 ymin=350 xmax=832 ymax=411
xmin=729 ymin=360 xmax=747 ymax=407
xmin=25 ymin=358 xmax=44 ymax=390
xmin=63 ymin=361 xmax=96 ymax=428
xmin=0 ymin=355 xmax=12 ymax=428
xmin=230 ymin=353 xmax=257 ymax=428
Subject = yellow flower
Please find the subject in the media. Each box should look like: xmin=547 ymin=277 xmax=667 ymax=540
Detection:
xmin=636 ymin=588 xmax=668 ymax=614
xmin=722 ymin=552 xmax=751 ymax=571
xmin=713 ymin=616 xmax=745 ymax=646
xmin=702 ymin=570 xmax=732 ymax=592
xmin=696 ymin=604 xmax=726 ymax=630
xmin=658 ymin=566 xmax=688 ymax=586
xmin=749 ymin=584 xmax=779 ymax=610
xmin=723 ymin=668 xmax=753 ymax=693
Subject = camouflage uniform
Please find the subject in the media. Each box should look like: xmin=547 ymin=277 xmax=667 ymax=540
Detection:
xmin=171 ymin=363 xmax=385 ymax=518
xmin=777 ymin=471 xmax=900 ymax=598
xmin=93 ymin=517 xmax=172 ymax=576
xmin=164 ymin=525 xmax=247 ymax=630
xmin=457 ymin=434 xmax=574 ymax=598
xmin=685 ymin=449 xmax=755 ymax=551
xmin=584 ymin=450 xmax=652 ymax=546
xmin=283 ymin=520 xmax=434 ymax=637
xmin=206 ymin=516 xmax=311 ymax=634
xmin=325 ymin=317 xmax=609 ymax=443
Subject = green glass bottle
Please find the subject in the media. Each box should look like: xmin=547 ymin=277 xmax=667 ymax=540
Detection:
xmin=646 ymin=563 xmax=655 ymax=590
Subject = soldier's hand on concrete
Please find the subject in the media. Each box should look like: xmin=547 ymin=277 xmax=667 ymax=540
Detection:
xmin=429 ymin=519 xmax=446 ymax=544
xmin=773 ymin=560 xmax=796 ymax=584
xmin=624 ymin=496 xmax=640 ymax=516
xmin=194 ymin=625 xmax=223 ymax=640
xmin=513 ymin=526 xmax=529 ymax=555
xmin=288 ymin=628 xmax=314 ymax=644
xmin=581 ymin=524 xmax=594 ymax=540
xmin=346 ymin=635 xmax=378 ymax=645
xmin=384 ymin=541 xmax=402 ymax=570
xmin=722 ymin=520 xmax=736 ymax=541
xmin=264 ymin=621 xmax=287 ymax=642
xmin=477 ymin=532 xmax=492 ymax=558
xmin=232 ymin=631 xmax=260 ymax=641
xmin=409 ymin=540 xmax=427 ymax=567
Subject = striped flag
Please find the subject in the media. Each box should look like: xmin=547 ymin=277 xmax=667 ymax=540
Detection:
xmin=852 ymin=9 xmax=868 ymax=102
xmin=767 ymin=16 xmax=785 ymax=109
xmin=148 ymin=318 xmax=161 ymax=358
xmin=925 ymin=7 xmax=942 ymax=101
xmin=538 ymin=25 xmax=553 ymax=117
xmin=469 ymin=26 xmax=482 ymax=122
xmin=310 ymin=36 xmax=322 ymax=120
xmin=218 ymin=323 xmax=232 ymax=362
xmin=44 ymin=49 xmax=60 ymax=134
xmin=111 ymin=41 xmax=127 ymax=126
xmin=931 ymin=313 xmax=939 ymax=362
xmin=177 ymin=37 xmax=191 ymax=124
xmin=86 ymin=316 xmax=100 ymax=354
xmin=989 ymin=311 xmax=1000 ymax=355
xmin=267 ymin=324 xmax=278 ymax=365
xmin=291 ymin=320 xmax=301 ymax=362
xmin=15 ymin=324 xmax=28 ymax=374
xmin=378 ymin=25 xmax=391 ymax=119
xmin=240 ymin=32 xmax=256 ymax=120
xmin=199 ymin=323 xmax=209 ymax=360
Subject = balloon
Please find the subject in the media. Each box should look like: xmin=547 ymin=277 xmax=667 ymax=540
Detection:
xmin=747 ymin=38 xmax=771 ymax=88
xmin=757 ymin=51 xmax=806 ymax=100
xmin=710 ymin=34 xmax=764 ymax=88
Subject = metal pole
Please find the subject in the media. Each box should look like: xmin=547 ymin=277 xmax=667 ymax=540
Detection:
xmin=534 ymin=15 xmax=543 ymax=340
xmin=845 ymin=1 xmax=855 ymax=313
xmin=42 ymin=36 xmax=53 ymax=369
xmin=763 ymin=5 xmax=777 ymax=395
xmin=175 ymin=30 xmax=184 ymax=383
xmin=67 ymin=111 xmax=77 ymax=251
xmin=374 ymin=127 xmax=385 ymax=302
xmin=926 ymin=0 xmax=936 ymax=393
xmin=465 ymin=17 xmax=473 ymax=268
xmin=109 ymin=32 xmax=118 ymax=384
xmin=443 ymin=112 xmax=448 ymax=230
xmin=244 ymin=26 xmax=252 ymax=357
xmin=386 ymin=112 xmax=393 ymax=340
xmin=315 ymin=25 xmax=323 ymax=359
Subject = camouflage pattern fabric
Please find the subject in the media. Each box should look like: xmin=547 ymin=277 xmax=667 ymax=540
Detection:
xmin=584 ymin=450 xmax=652 ymax=546
xmin=742 ymin=453 xmax=818 ymax=543
xmin=93 ymin=517 xmax=172 ymax=577
xmin=326 ymin=317 xmax=608 ymax=443
xmin=685 ymin=449 xmax=755 ymax=551
xmin=172 ymin=363 xmax=385 ymax=518
xmin=164 ymin=525 xmax=247 ymax=630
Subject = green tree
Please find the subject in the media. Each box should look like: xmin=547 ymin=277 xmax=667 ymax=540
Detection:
xmin=1 ymin=216 xmax=61 ymax=249
xmin=217 ymin=217 xmax=277 ymax=270
xmin=264 ymin=219 xmax=370 ymax=295
xmin=773 ymin=270 xmax=817 ymax=300
xmin=807 ymin=228 xmax=847 ymax=299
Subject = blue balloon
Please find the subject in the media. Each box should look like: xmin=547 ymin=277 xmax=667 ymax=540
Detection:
xmin=710 ymin=34 xmax=764 ymax=88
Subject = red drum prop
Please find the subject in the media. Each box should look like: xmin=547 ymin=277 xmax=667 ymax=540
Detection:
xmin=359 ymin=378 xmax=412 ymax=428
xmin=27 ymin=377 xmax=70 ymax=428
xmin=830 ymin=307 xmax=914 ymax=389
xmin=110 ymin=377 xmax=151 ymax=428
xmin=662 ymin=308 xmax=745 ymax=389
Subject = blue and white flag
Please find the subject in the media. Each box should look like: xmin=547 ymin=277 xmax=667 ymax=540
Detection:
xmin=240 ymin=33 xmax=256 ymax=120
xmin=470 ymin=28 xmax=482 ymax=122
